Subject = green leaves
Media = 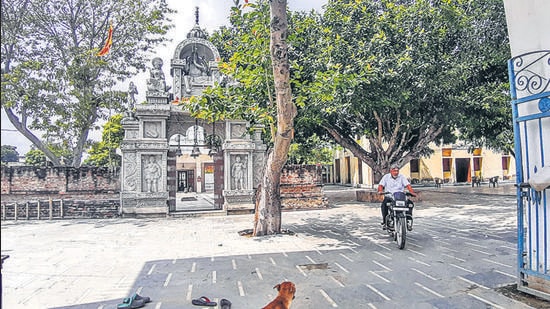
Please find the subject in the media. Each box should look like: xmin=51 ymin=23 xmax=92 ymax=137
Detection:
xmin=298 ymin=0 xmax=511 ymax=175
xmin=1 ymin=145 xmax=20 ymax=163
xmin=1 ymin=0 xmax=175 ymax=166
xmin=84 ymin=114 xmax=123 ymax=167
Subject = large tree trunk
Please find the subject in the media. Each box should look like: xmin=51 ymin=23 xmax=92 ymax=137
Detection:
xmin=253 ymin=0 xmax=296 ymax=236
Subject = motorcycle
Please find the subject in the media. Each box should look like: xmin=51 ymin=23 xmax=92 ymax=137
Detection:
xmin=382 ymin=191 xmax=415 ymax=249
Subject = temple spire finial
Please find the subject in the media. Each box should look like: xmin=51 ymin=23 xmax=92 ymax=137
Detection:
xmin=195 ymin=6 xmax=199 ymax=25
xmin=186 ymin=6 xmax=206 ymax=39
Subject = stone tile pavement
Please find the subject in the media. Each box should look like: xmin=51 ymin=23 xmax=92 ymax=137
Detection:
xmin=1 ymin=183 xmax=535 ymax=309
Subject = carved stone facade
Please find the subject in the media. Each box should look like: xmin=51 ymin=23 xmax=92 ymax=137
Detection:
xmin=119 ymin=10 xmax=266 ymax=216
xmin=171 ymin=38 xmax=221 ymax=99
xmin=120 ymin=105 xmax=170 ymax=216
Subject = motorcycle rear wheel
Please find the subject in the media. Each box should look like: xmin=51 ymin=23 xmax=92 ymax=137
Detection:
xmin=396 ymin=217 xmax=407 ymax=249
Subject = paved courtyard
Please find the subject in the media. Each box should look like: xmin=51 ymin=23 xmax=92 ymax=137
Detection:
xmin=1 ymin=184 xmax=539 ymax=308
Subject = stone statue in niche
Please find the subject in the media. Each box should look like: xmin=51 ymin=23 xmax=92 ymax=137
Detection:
xmin=182 ymin=45 xmax=211 ymax=94
xmin=147 ymin=57 xmax=171 ymax=93
xmin=143 ymin=156 xmax=161 ymax=193
xmin=231 ymin=155 xmax=246 ymax=190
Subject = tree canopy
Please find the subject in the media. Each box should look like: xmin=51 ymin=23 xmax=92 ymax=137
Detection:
xmin=199 ymin=0 xmax=511 ymax=182
xmin=1 ymin=145 xmax=19 ymax=163
xmin=24 ymin=148 xmax=48 ymax=166
xmin=1 ymin=0 xmax=175 ymax=167
xmin=83 ymin=113 xmax=124 ymax=167
xmin=306 ymin=0 xmax=511 ymax=180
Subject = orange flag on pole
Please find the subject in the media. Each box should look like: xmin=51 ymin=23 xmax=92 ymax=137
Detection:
xmin=97 ymin=23 xmax=113 ymax=56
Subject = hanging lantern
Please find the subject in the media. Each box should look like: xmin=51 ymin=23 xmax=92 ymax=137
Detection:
xmin=190 ymin=146 xmax=201 ymax=158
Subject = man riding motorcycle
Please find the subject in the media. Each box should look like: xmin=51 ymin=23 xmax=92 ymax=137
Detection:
xmin=378 ymin=164 xmax=417 ymax=230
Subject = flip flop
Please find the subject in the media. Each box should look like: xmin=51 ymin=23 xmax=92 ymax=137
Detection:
xmin=220 ymin=298 xmax=232 ymax=309
xmin=134 ymin=293 xmax=151 ymax=303
xmin=192 ymin=296 xmax=217 ymax=306
xmin=117 ymin=294 xmax=145 ymax=309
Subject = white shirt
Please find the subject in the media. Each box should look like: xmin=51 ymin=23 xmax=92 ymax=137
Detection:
xmin=379 ymin=173 xmax=410 ymax=194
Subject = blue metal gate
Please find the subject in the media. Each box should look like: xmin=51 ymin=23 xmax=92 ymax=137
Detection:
xmin=508 ymin=50 xmax=550 ymax=299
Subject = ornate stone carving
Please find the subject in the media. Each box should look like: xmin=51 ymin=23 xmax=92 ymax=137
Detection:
xmin=126 ymin=130 xmax=138 ymax=139
xmin=230 ymin=123 xmax=247 ymax=139
xmin=120 ymin=142 xmax=168 ymax=150
xmin=127 ymin=81 xmax=138 ymax=110
xmin=142 ymin=155 xmax=161 ymax=193
xmin=144 ymin=121 xmax=161 ymax=138
xmin=123 ymin=153 xmax=138 ymax=192
xmin=137 ymin=104 xmax=171 ymax=115
xmin=171 ymin=32 xmax=221 ymax=99
xmin=146 ymin=57 xmax=171 ymax=93
xmin=223 ymin=143 xmax=256 ymax=150
xmin=231 ymin=155 xmax=247 ymax=190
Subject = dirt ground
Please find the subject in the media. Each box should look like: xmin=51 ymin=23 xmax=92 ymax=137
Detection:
xmin=496 ymin=284 xmax=550 ymax=308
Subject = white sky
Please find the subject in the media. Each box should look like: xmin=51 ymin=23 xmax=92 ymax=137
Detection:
xmin=1 ymin=0 xmax=326 ymax=155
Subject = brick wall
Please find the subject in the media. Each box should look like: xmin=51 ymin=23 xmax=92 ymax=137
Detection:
xmin=1 ymin=164 xmax=326 ymax=219
xmin=1 ymin=166 xmax=120 ymax=197
xmin=280 ymin=164 xmax=327 ymax=209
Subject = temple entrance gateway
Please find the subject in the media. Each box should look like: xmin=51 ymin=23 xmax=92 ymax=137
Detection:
xmin=119 ymin=8 xmax=266 ymax=217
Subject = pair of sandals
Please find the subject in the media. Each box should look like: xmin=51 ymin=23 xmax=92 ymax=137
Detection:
xmin=192 ymin=296 xmax=232 ymax=308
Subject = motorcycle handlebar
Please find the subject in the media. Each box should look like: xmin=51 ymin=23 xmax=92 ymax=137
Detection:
xmin=379 ymin=191 xmax=416 ymax=197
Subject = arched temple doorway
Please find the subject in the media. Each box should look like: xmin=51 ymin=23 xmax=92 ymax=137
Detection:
xmin=166 ymin=115 xmax=225 ymax=212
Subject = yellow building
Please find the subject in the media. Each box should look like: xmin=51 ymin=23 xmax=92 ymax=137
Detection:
xmin=333 ymin=142 xmax=516 ymax=187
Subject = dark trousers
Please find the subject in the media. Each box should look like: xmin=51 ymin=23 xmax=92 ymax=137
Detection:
xmin=381 ymin=197 xmax=413 ymax=224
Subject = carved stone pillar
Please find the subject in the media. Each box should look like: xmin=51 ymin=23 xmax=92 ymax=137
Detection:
xmin=222 ymin=121 xmax=256 ymax=212
xmin=120 ymin=105 xmax=170 ymax=217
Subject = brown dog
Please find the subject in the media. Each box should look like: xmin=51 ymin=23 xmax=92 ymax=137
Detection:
xmin=262 ymin=281 xmax=296 ymax=309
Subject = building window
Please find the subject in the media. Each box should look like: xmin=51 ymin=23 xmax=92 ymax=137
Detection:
xmin=410 ymin=159 xmax=419 ymax=173
xmin=442 ymin=148 xmax=452 ymax=157
xmin=502 ymin=156 xmax=510 ymax=170
xmin=345 ymin=157 xmax=351 ymax=184
xmin=473 ymin=157 xmax=482 ymax=171
xmin=443 ymin=158 xmax=451 ymax=172
xmin=335 ymin=159 xmax=341 ymax=183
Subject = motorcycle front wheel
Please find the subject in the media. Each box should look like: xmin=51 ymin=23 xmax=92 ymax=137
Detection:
xmin=396 ymin=217 xmax=407 ymax=249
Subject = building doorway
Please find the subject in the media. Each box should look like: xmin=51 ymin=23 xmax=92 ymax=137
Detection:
xmin=455 ymin=158 xmax=470 ymax=183
xmin=177 ymin=170 xmax=195 ymax=192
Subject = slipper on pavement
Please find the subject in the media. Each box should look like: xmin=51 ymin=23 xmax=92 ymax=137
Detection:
xmin=117 ymin=294 xmax=145 ymax=309
xmin=220 ymin=298 xmax=232 ymax=309
xmin=192 ymin=296 xmax=217 ymax=306
xmin=134 ymin=293 xmax=151 ymax=303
